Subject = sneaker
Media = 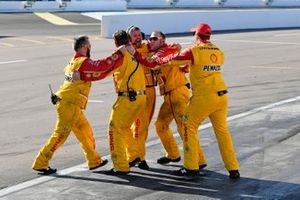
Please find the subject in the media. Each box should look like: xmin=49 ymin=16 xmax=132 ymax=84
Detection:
xmin=199 ymin=164 xmax=207 ymax=170
xmin=229 ymin=170 xmax=240 ymax=179
xmin=33 ymin=167 xmax=57 ymax=175
xmin=104 ymin=168 xmax=130 ymax=175
xmin=157 ymin=156 xmax=181 ymax=164
xmin=138 ymin=160 xmax=149 ymax=170
xmin=173 ymin=167 xmax=199 ymax=177
xmin=129 ymin=157 xmax=141 ymax=167
xmin=89 ymin=159 xmax=108 ymax=170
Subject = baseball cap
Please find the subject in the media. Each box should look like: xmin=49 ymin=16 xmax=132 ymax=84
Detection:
xmin=190 ymin=23 xmax=212 ymax=36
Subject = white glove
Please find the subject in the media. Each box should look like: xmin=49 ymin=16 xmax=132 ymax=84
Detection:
xmin=70 ymin=71 xmax=81 ymax=82
xmin=126 ymin=45 xmax=136 ymax=55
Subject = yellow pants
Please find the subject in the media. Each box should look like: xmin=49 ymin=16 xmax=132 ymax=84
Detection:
xmin=127 ymin=87 xmax=156 ymax=162
xmin=155 ymin=86 xmax=190 ymax=160
xmin=182 ymin=92 xmax=239 ymax=171
xmin=32 ymin=100 xmax=102 ymax=170
xmin=109 ymin=95 xmax=146 ymax=172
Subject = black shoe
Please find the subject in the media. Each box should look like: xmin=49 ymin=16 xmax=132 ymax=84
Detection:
xmin=89 ymin=159 xmax=108 ymax=170
xmin=138 ymin=160 xmax=149 ymax=170
xmin=129 ymin=157 xmax=141 ymax=167
xmin=199 ymin=164 xmax=207 ymax=170
xmin=104 ymin=168 xmax=130 ymax=175
xmin=34 ymin=167 xmax=57 ymax=175
xmin=157 ymin=156 xmax=181 ymax=164
xmin=229 ymin=170 xmax=240 ymax=179
xmin=173 ymin=168 xmax=199 ymax=177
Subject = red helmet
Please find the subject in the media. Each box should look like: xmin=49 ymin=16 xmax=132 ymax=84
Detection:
xmin=190 ymin=23 xmax=212 ymax=36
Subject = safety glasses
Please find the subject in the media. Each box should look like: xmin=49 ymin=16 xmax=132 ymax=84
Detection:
xmin=149 ymin=37 xmax=158 ymax=41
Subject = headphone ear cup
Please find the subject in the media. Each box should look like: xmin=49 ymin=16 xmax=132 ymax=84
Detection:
xmin=126 ymin=25 xmax=134 ymax=34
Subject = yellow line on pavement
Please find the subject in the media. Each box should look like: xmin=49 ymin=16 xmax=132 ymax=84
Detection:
xmin=7 ymin=38 xmax=45 ymax=45
xmin=34 ymin=12 xmax=78 ymax=26
xmin=47 ymin=36 xmax=74 ymax=42
xmin=92 ymin=35 xmax=104 ymax=40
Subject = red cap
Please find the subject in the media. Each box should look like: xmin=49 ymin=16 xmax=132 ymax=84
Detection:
xmin=191 ymin=23 xmax=212 ymax=36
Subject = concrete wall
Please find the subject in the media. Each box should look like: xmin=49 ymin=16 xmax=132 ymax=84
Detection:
xmin=126 ymin=0 xmax=300 ymax=8
xmin=98 ymin=9 xmax=300 ymax=38
xmin=222 ymin=0 xmax=269 ymax=7
xmin=0 ymin=0 xmax=127 ymax=12
xmin=127 ymin=0 xmax=173 ymax=8
xmin=62 ymin=0 xmax=127 ymax=12
xmin=174 ymin=0 xmax=221 ymax=8
xmin=1 ymin=0 xmax=300 ymax=12
xmin=270 ymin=0 xmax=300 ymax=7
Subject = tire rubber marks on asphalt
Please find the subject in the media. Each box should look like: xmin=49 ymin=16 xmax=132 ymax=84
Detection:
xmin=34 ymin=12 xmax=78 ymax=26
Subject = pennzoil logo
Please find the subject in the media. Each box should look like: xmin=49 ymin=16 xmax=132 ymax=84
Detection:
xmin=210 ymin=53 xmax=218 ymax=63
xmin=203 ymin=65 xmax=221 ymax=71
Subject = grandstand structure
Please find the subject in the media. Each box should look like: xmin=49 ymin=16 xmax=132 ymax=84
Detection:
xmin=1 ymin=0 xmax=300 ymax=12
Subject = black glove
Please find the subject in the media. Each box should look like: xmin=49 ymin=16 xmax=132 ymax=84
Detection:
xmin=51 ymin=94 xmax=60 ymax=105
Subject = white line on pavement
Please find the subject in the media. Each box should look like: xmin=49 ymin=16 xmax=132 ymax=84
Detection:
xmin=0 ymin=96 xmax=299 ymax=197
xmin=0 ymin=60 xmax=27 ymax=65
xmin=248 ymin=65 xmax=300 ymax=70
xmin=88 ymin=100 xmax=104 ymax=103
xmin=177 ymin=38 xmax=300 ymax=46
xmin=274 ymin=32 xmax=300 ymax=37
xmin=213 ymin=39 xmax=300 ymax=46
xmin=0 ymin=155 xmax=110 ymax=198
xmin=0 ymin=42 xmax=14 ymax=48
xmin=147 ymin=96 xmax=300 ymax=147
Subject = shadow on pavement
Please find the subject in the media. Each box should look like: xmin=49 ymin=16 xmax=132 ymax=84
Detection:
xmin=52 ymin=167 xmax=300 ymax=200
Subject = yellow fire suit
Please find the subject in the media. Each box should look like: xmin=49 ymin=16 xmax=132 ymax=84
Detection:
xmin=32 ymin=51 xmax=123 ymax=171
xmin=164 ymin=42 xmax=240 ymax=171
xmin=148 ymin=44 xmax=188 ymax=161
xmin=155 ymin=76 xmax=190 ymax=160
xmin=109 ymin=50 xmax=146 ymax=172
xmin=126 ymin=43 xmax=156 ymax=163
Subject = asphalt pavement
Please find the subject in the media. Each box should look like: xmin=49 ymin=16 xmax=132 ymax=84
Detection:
xmin=0 ymin=11 xmax=299 ymax=200
xmin=1 ymin=99 xmax=300 ymax=199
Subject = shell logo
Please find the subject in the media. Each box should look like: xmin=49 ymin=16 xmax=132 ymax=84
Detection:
xmin=210 ymin=53 xmax=218 ymax=63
